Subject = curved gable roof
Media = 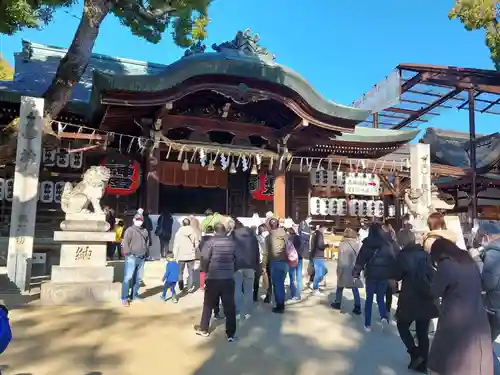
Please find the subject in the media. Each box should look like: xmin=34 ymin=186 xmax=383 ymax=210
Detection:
xmin=92 ymin=29 xmax=369 ymax=124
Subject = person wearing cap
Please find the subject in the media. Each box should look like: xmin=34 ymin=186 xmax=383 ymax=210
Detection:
xmin=120 ymin=213 xmax=150 ymax=306
xmin=476 ymin=220 xmax=500 ymax=374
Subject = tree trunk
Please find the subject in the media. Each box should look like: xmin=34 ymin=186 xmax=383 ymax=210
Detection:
xmin=42 ymin=0 xmax=113 ymax=133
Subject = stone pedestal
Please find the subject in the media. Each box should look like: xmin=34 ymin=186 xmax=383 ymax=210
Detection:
xmin=40 ymin=228 xmax=120 ymax=304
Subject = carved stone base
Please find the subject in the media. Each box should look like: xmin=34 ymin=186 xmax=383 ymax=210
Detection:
xmin=51 ymin=265 xmax=114 ymax=283
xmin=60 ymin=220 xmax=110 ymax=232
xmin=40 ymin=281 xmax=121 ymax=304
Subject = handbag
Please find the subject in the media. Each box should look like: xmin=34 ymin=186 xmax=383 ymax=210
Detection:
xmin=285 ymin=240 xmax=298 ymax=267
xmin=346 ymin=242 xmax=363 ymax=288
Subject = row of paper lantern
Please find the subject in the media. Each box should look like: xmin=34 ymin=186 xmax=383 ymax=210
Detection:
xmin=0 ymin=179 xmax=66 ymax=203
xmin=42 ymin=148 xmax=83 ymax=169
xmin=310 ymin=197 xmax=385 ymax=217
xmin=310 ymin=171 xmax=381 ymax=188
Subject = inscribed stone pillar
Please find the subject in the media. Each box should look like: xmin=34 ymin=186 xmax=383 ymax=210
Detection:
xmin=274 ymin=169 xmax=286 ymax=219
xmin=7 ymin=96 xmax=44 ymax=291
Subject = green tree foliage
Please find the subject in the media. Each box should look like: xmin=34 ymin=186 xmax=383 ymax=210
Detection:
xmin=0 ymin=54 xmax=14 ymax=80
xmin=449 ymin=0 xmax=500 ymax=70
xmin=0 ymin=0 xmax=212 ymax=122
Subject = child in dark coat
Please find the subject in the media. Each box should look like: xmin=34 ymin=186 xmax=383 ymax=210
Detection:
xmin=161 ymin=255 xmax=179 ymax=303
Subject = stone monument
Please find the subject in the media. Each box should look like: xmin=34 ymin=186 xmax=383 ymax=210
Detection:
xmin=7 ymin=97 xmax=44 ymax=291
xmin=40 ymin=165 xmax=120 ymax=304
xmin=404 ymin=143 xmax=455 ymax=238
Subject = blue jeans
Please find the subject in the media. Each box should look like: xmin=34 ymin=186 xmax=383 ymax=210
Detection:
xmin=234 ymin=268 xmax=255 ymax=317
xmin=288 ymin=257 xmax=303 ymax=298
xmin=364 ymin=279 xmax=388 ymax=327
xmin=161 ymin=281 xmax=177 ymax=300
xmin=121 ymin=254 xmax=146 ymax=301
xmin=335 ymin=286 xmax=361 ymax=308
xmin=312 ymin=258 xmax=326 ymax=290
xmin=270 ymin=260 xmax=289 ymax=305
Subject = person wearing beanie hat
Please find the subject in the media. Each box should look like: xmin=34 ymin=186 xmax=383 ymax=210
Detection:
xmin=120 ymin=213 xmax=150 ymax=306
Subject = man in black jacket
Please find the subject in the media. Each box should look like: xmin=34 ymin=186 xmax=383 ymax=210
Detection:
xmin=393 ymin=229 xmax=438 ymax=373
xmin=232 ymin=220 xmax=260 ymax=320
xmin=195 ymin=223 xmax=237 ymax=342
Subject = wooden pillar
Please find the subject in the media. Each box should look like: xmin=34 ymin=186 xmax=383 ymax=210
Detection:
xmin=146 ymin=147 xmax=160 ymax=214
xmin=273 ymin=168 xmax=286 ymax=219
xmin=394 ymin=173 xmax=402 ymax=230
xmin=7 ymin=96 xmax=44 ymax=291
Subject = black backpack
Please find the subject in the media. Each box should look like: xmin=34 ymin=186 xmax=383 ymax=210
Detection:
xmin=412 ymin=256 xmax=434 ymax=297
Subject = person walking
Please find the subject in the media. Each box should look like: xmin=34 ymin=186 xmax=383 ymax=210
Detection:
xmin=173 ymin=218 xmax=201 ymax=293
xmin=160 ymin=254 xmax=179 ymax=303
xmin=254 ymin=224 xmax=271 ymax=302
xmin=287 ymin=226 xmax=304 ymax=300
xmin=331 ymin=228 xmax=362 ymax=315
xmin=265 ymin=218 xmax=289 ymax=313
xmin=353 ymin=223 xmax=395 ymax=331
xmin=195 ymin=223 xmax=237 ymax=342
xmin=424 ymin=237 xmax=493 ymax=375
xmin=199 ymin=226 xmax=215 ymax=291
xmin=310 ymin=224 xmax=328 ymax=296
xmin=121 ymin=213 xmax=150 ymax=306
xmin=231 ymin=219 xmax=260 ymax=320
xmin=393 ymin=229 xmax=439 ymax=373
xmin=155 ymin=209 xmax=174 ymax=258
xmin=472 ymin=221 xmax=500 ymax=375
xmin=113 ymin=219 xmax=124 ymax=259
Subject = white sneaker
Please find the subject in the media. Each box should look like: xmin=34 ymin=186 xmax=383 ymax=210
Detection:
xmin=381 ymin=318 xmax=389 ymax=331
xmin=312 ymin=290 xmax=324 ymax=297
xmin=364 ymin=325 xmax=372 ymax=332
xmin=244 ymin=313 xmax=251 ymax=320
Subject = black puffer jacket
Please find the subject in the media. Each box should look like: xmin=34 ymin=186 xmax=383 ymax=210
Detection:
xmin=393 ymin=243 xmax=439 ymax=321
xmin=232 ymin=227 xmax=260 ymax=271
xmin=353 ymin=234 xmax=396 ymax=280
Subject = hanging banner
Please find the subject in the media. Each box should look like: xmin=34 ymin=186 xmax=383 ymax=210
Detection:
xmin=352 ymin=69 xmax=401 ymax=113
xmin=101 ymin=155 xmax=141 ymax=196
xmin=345 ymin=173 xmax=380 ymax=196
xmin=249 ymin=172 xmax=274 ymax=201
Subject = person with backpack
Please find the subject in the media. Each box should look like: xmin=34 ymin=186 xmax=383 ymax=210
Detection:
xmin=265 ymin=218 xmax=289 ymax=313
xmin=173 ymin=218 xmax=201 ymax=293
xmin=310 ymin=224 xmax=328 ymax=296
xmin=231 ymin=219 xmax=260 ymax=320
xmin=353 ymin=223 xmax=396 ymax=331
xmin=286 ymin=226 xmax=304 ymax=300
xmin=155 ymin=209 xmax=174 ymax=258
xmin=393 ymin=229 xmax=439 ymax=373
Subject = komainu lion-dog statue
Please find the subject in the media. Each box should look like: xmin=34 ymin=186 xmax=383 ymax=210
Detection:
xmin=61 ymin=165 xmax=111 ymax=215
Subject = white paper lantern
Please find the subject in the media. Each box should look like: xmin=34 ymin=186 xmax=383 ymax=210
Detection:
xmin=310 ymin=197 xmax=321 ymax=215
xmin=70 ymin=151 xmax=83 ymax=169
xmin=56 ymin=148 xmax=70 ymax=168
xmin=337 ymin=198 xmax=347 ymax=216
xmin=329 ymin=198 xmax=338 ymax=216
xmin=349 ymin=199 xmax=358 ymax=216
xmin=54 ymin=181 xmax=66 ymax=203
xmin=40 ymin=181 xmax=54 ymax=203
xmin=388 ymin=205 xmax=396 ymax=218
xmin=360 ymin=200 xmax=368 ymax=217
xmin=319 ymin=198 xmax=329 ymax=216
xmin=336 ymin=171 xmax=345 ymax=187
xmin=42 ymin=149 xmax=56 ymax=166
xmin=375 ymin=200 xmax=385 ymax=218
xmin=367 ymin=199 xmax=376 ymax=217
xmin=5 ymin=179 xmax=14 ymax=202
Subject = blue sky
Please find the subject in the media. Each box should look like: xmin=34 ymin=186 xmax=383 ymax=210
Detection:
xmin=0 ymin=0 xmax=498 ymax=134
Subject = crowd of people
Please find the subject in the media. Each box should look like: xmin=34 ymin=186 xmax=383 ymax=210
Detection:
xmin=116 ymin=208 xmax=500 ymax=375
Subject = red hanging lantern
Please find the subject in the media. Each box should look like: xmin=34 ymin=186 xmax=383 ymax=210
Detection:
xmin=101 ymin=155 xmax=141 ymax=196
xmin=249 ymin=171 xmax=274 ymax=201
